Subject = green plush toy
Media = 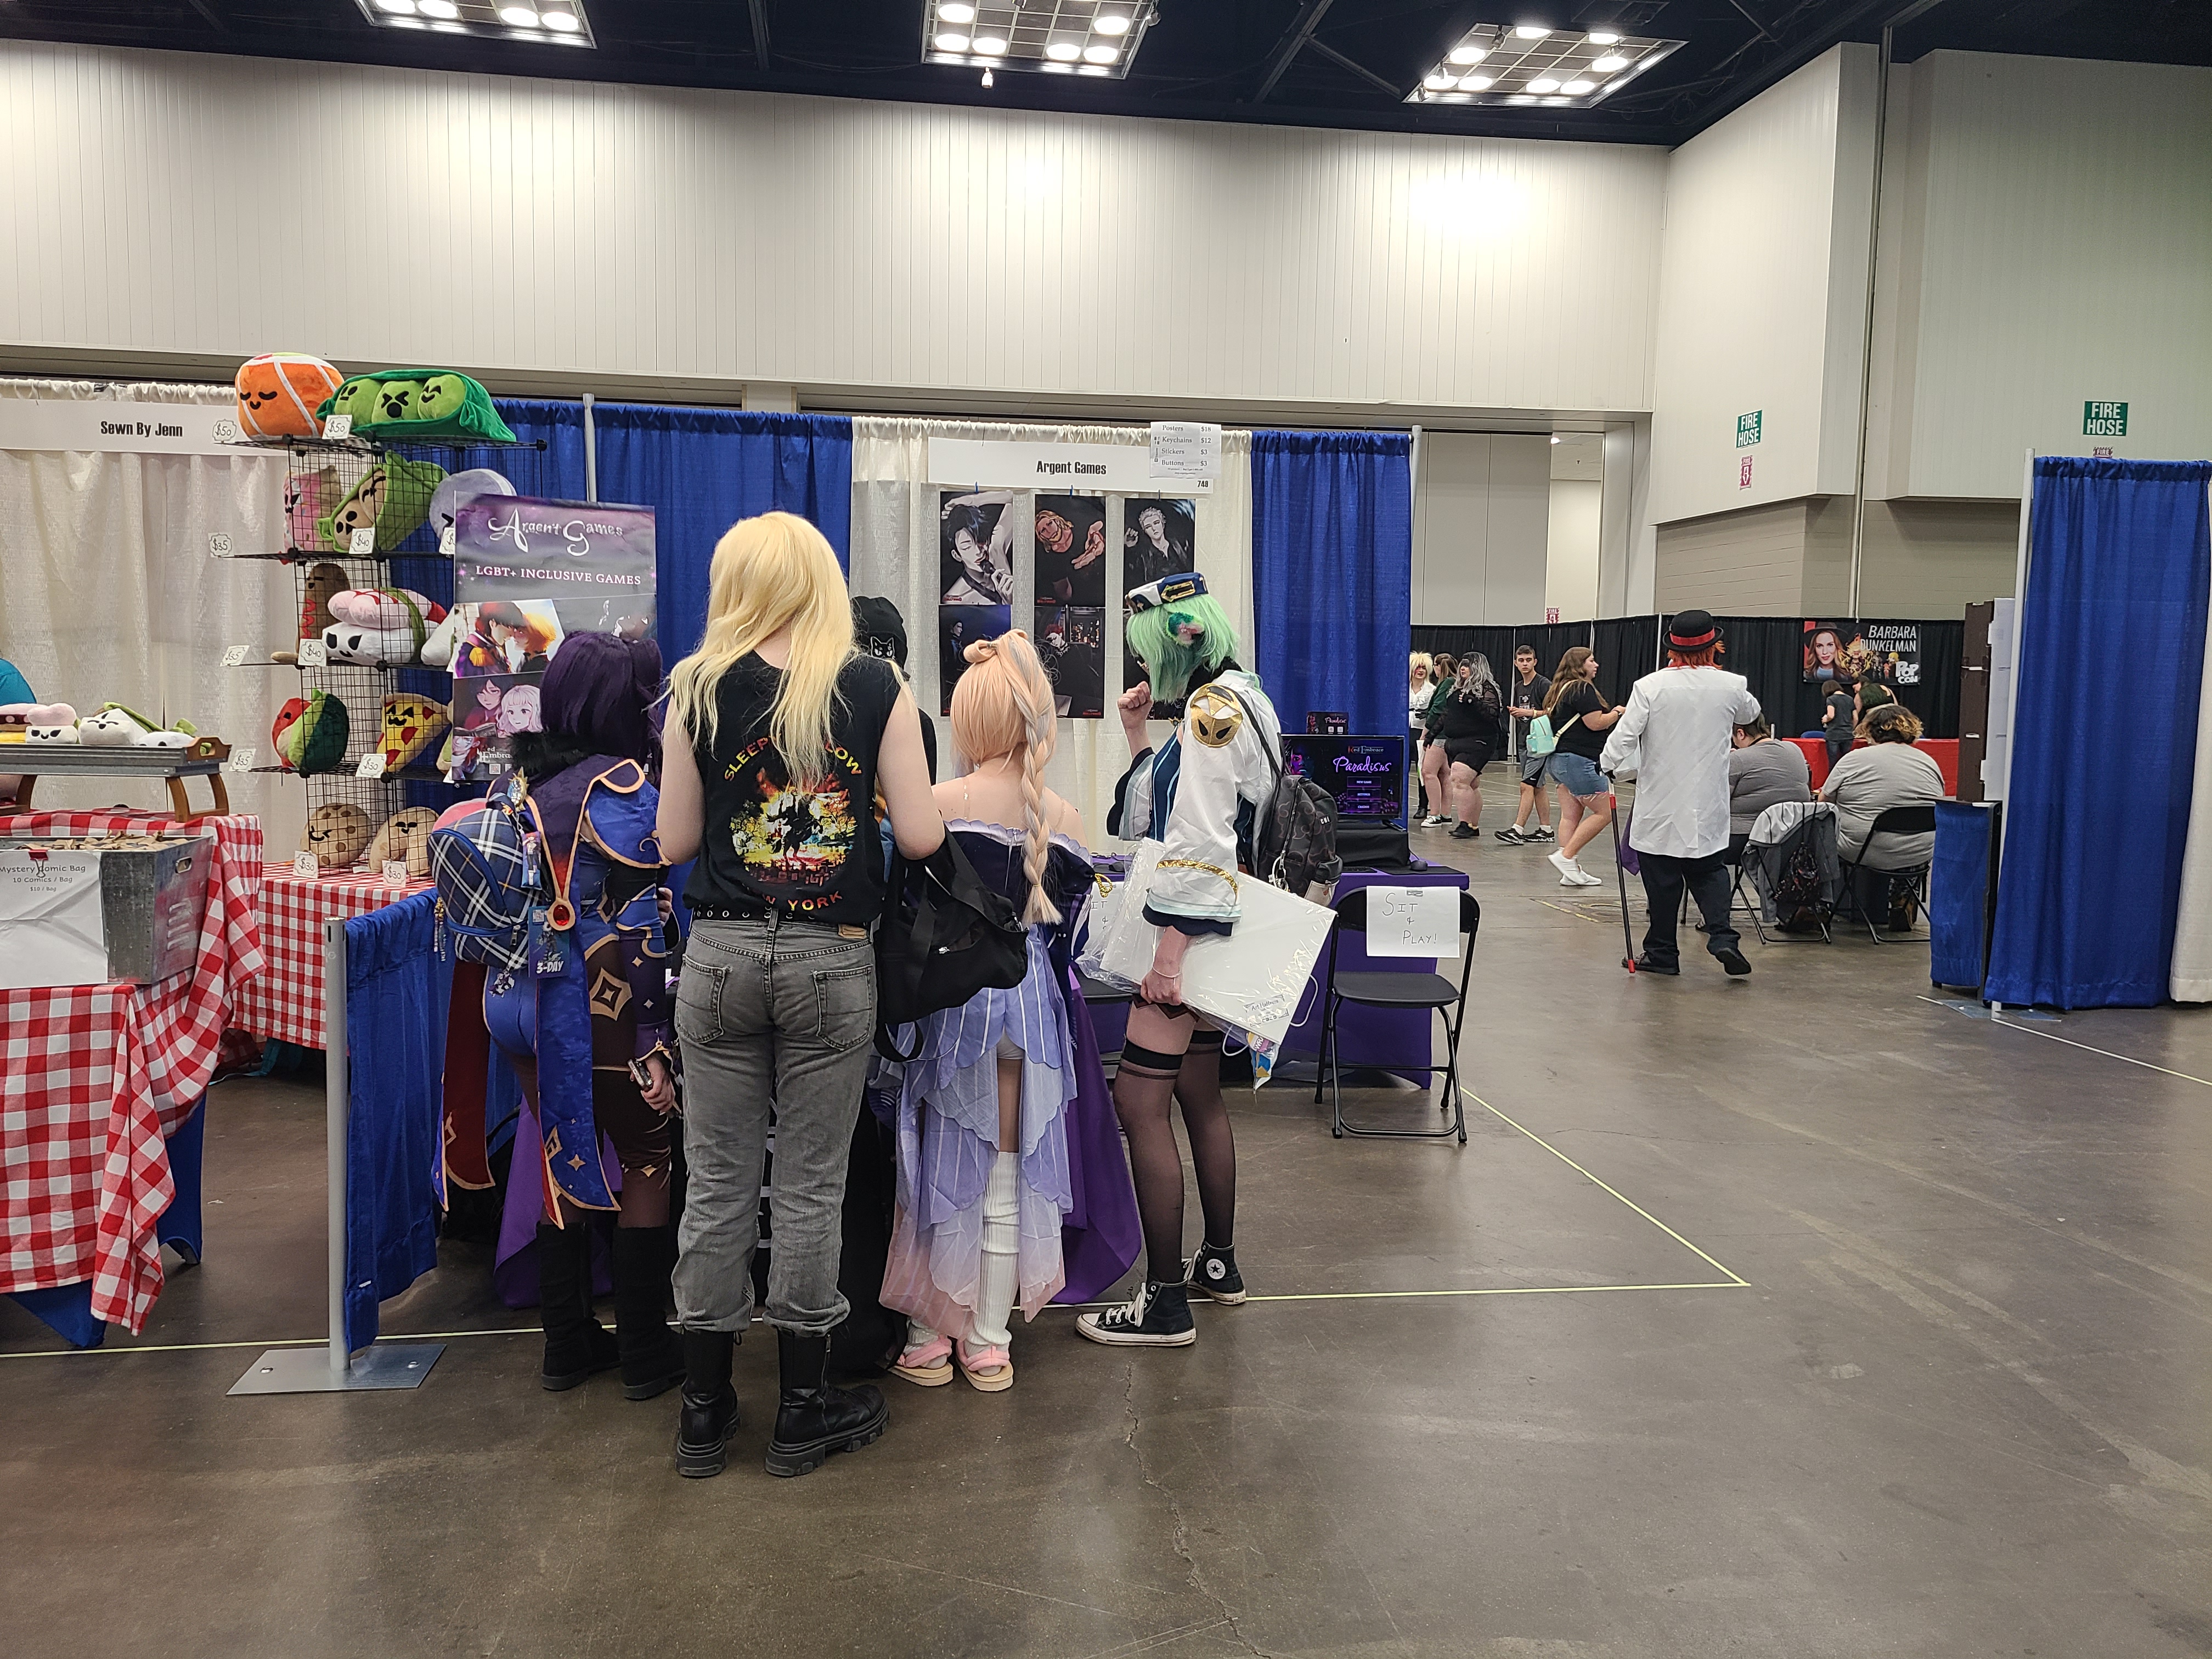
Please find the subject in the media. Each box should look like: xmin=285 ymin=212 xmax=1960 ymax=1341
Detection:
xmin=315 ymin=454 xmax=447 ymax=553
xmin=318 ymin=369 xmax=516 ymax=444
xmin=272 ymin=689 xmax=351 ymax=776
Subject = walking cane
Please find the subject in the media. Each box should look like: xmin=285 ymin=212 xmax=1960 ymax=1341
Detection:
xmin=1605 ymin=778 xmax=1635 ymax=972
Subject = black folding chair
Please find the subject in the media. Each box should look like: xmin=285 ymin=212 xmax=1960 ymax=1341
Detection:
xmin=1838 ymin=804 xmax=1937 ymax=944
xmin=1735 ymin=810 xmax=1837 ymax=946
xmin=1311 ymin=887 xmax=1479 ymax=1144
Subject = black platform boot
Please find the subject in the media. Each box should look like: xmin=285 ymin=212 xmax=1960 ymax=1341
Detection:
xmin=613 ymin=1226 xmax=685 ymax=1401
xmin=674 ymin=1328 xmax=740 ymax=1479
xmin=538 ymin=1221 xmax=619 ymax=1391
xmin=766 ymin=1329 xmax=888 ymax=1479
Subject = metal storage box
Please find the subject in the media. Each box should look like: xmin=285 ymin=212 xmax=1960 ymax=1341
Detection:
xmin=0 ymin=833 xmax=211 ymax=987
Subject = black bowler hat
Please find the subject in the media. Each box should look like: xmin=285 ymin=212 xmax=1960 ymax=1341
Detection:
xmin=1668 ymin=610 xmax=1721 ymax=650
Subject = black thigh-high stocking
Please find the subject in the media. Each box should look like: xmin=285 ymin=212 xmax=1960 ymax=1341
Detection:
xmin=1175 ymin=1031 xmax=1234 ymax=1251
xmin=1111 ymin=1049 xmax=1187 ymax=1283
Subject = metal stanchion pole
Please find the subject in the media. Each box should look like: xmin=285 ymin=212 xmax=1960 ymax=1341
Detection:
xmin=231 ymin=917 xmax=444 ymax=1395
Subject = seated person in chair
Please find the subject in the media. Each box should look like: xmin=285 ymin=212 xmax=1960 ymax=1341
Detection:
xmin=1726 ymin=716 xmax=1812 ymax=861
xmin=1820 ymin=705 xmax=1944 ymax=914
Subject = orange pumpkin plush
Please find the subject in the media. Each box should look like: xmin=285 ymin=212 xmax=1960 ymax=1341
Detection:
xmin=234 ymin=353 xmax=345 ymax=440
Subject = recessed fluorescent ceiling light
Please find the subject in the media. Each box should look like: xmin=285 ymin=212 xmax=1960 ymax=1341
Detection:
xmin=354 ymin=0 xmax=595 ymax=43
xmin=1407 ymin=21 xmax=1681 ymax=109
xmin=921 ymin=3 xmax=1154 ymax=78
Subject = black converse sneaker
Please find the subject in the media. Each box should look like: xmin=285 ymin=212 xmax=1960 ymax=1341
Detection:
xmin=1075 ymin=1281 xmax=1197 ymax=1347
xmin=1184 ymin=1243 xmax=1246 ymax=1305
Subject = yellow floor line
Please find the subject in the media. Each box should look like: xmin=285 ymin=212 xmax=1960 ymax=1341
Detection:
xmin=1458 ymin=1086 xmax=1752 ymax=1286
xmin=1240 ymin=1282 xmax=1747 ymax=1302
xmin=1917 ymin=996 xmax=2212 ymax=1089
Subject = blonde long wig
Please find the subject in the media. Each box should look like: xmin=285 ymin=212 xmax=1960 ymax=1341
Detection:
xmin=667 ymin=512 xmax=855 ymax=789
xmin=948 ymin=629 xmax=1063 ymax=925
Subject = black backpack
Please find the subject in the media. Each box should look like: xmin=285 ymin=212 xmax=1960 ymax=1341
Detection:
xmin=1220 ymin=687 xmax=1342 ymax=894
xmin=1771 ymin=826 xmax=1826 ymax=924
xmin=874 ymin=836 xmax=1030 ymax=1060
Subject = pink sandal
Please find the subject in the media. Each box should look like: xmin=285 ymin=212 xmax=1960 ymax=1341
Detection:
xmin=892 ymin=1334 xmax=953 ymax=1387
xmin=957 ymin=1341 xmax=1014 ymax=1393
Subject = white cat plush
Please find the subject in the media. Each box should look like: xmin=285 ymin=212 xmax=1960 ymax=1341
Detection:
xmin=76 ymin=703 xmax=196 ymax=748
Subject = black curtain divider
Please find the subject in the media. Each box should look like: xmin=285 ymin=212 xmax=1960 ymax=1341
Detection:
xmin=1415 ymin=614 xmax=1963 ymax=737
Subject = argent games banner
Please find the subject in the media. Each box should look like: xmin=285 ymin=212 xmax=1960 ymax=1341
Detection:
xmin=448 ymin=495 xmax=656 ymax=780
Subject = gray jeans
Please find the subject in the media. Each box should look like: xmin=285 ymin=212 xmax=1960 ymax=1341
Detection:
xmin=671 ymin=914 xmax=877 ymax=1336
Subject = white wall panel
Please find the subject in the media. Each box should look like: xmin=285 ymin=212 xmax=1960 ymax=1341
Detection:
xmin=1866 ymin=52 xmax=2212 ymax=500
xmin=1646 ymin=46 xmax=1878 ymax=526
xmin=1545 ymin=478 xmax=1601 ymax=620
xmin=0 ymin=42 xmax=1666 ymax=417
xmin=1412 ymin=432 xmax=1549 ymax=625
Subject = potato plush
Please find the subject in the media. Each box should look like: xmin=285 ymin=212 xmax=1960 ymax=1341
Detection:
xmin=365 ymin=806 xmax=440 ymax=878
xmin=234 ymin=353 xmax=346 ymax=440
xmin=301 ymin=561 xmax=348 ymax=642
xmin=301 ymin=803 xmax=374 ymax=871
xmin=376 ymin=692 xmax=449 ymax=772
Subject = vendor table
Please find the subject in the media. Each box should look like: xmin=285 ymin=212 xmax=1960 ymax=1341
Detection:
xmin=1790 ymin=736 xmax=1960 ymax=793
xmin=230 ymin=862 xmax=434 ymax=1051
xmin=0 ymin=810 xmax=263 ymax=1336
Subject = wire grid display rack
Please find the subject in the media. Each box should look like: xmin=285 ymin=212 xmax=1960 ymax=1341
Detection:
xmin=218 ymin=430 xmax=552 ymax=868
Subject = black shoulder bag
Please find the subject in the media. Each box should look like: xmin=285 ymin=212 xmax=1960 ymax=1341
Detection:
xmin=874 ymin=835 xmax=1030 ymax=1061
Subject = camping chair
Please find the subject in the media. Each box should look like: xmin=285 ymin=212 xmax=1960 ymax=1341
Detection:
xmin=1838 ymin=804 xmax=1937 ymax=944
xmin=1311 ymin=887 xmax=1479 ymax=1144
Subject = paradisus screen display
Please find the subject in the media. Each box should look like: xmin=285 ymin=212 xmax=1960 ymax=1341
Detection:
xmin=1282 ymin=735 xmax=1406 ymax=821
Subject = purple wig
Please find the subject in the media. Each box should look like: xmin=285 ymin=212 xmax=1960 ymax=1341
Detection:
xmin=538 ymin=633 xmax=663 ymax=763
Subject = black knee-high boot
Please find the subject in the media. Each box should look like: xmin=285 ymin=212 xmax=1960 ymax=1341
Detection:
xmin=537 ymin=1220 xmax=618 ymax=1391
xmin=613 ymin=1225 xmax=685 ymax=1401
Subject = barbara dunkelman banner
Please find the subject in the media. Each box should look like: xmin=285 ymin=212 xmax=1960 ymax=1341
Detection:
xmin=448 ymin=495 xmax=656 ymax=780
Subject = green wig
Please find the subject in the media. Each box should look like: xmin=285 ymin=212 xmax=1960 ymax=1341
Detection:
xmin=1126 ymin=591 xmax=1239 ymax=701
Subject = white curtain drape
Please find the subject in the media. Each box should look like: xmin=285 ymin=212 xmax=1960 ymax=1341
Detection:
xmin=0 ymin=378 xmax=297 ymax=846
xmin=2170 ymin=516 xmax=2212 ymax=999
xmin=849 ymin=417 xmax=1253 ymax=839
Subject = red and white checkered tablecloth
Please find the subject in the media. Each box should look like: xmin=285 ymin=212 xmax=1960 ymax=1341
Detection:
xmin=230 ymin=862 xmax=435 ymax=1051
xmin=0 ymin=810 xmax=264 ymax=1331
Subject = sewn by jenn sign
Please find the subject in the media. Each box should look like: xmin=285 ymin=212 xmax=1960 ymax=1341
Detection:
xmin=927 ymin=437 xmax=1214 ymax=495
xmin=0 ymin=398 xmax=246 ymax=455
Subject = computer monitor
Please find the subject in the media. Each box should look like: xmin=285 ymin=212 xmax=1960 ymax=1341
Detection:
xmin=1282 ymin=734 xmax=1406 ymax=822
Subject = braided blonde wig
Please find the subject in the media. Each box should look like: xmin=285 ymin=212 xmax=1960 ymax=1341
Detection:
xmin=947 ymin=629 xmax=1063 ymax=925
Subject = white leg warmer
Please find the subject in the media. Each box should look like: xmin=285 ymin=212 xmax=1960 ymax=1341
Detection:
xmin=969 ymin=1150 xmax=1021 ymax=1351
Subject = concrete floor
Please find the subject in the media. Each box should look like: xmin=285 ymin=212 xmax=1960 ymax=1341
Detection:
xmin=5 ymin=791 xmax=2211 ymax=1658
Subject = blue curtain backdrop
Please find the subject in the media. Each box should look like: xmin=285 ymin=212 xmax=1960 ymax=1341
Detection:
xmin=493 ymin=400 xmax=853 ymax=661
xmin=344 ymin=892 xmax=449 ymax=1354
xmin=1251 ymin=431 xmax=1413 ymax=738
xmin=1986 ymin=458 xmax=2212 ymax=1008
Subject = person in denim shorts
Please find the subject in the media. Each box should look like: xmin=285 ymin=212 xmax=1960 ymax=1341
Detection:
xmin=657 ymin=512 xmax=943 ymax=1480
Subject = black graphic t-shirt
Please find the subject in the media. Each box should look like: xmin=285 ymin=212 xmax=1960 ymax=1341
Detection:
xmin=686 ymin=653 xmax=902 ymax=924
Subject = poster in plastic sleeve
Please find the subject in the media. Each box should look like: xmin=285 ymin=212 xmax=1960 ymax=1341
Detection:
xmin=449 ymin=497 xmax=656 ymax=781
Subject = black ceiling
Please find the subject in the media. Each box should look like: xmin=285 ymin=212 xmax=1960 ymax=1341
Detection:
xmin=2 ymin=1 xmax=2204 ymax=146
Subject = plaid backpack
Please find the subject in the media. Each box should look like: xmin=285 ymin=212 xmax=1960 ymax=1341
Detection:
xmin=430 ymin=775 xmax=549 ymax=972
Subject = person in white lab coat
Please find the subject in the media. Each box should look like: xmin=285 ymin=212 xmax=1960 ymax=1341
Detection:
xmin=1600 ymin=610 xmax=1762 ymax=977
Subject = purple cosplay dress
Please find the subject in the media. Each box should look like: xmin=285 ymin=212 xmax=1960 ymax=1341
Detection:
xmin=879 ymin=821 xmax=1139 ymax=1338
